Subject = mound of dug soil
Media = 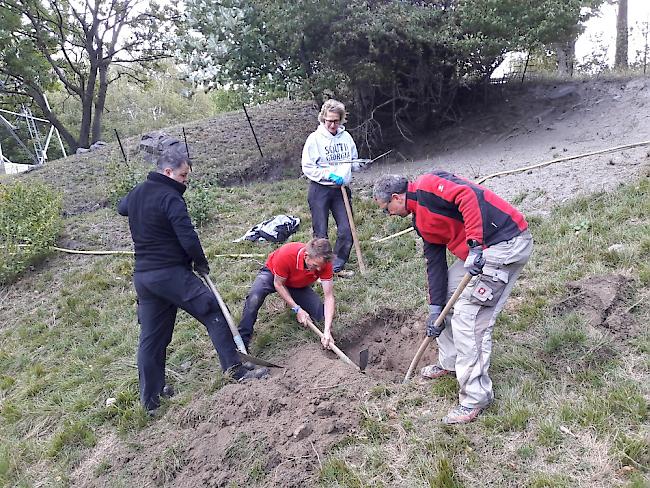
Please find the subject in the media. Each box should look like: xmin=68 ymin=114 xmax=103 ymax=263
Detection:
xmin=76 ymin=313 xmax=438 ymax=487
xmin=555 ymin=273 xmax=638 ymax=338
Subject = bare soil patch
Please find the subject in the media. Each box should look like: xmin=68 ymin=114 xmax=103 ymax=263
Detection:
xmin=556 ymin=273 xmax=638 ymax=339
xmin=78 ymin=313 xmax=437 ymax=487
xmin=357 ymin=77 xmax=650 ymax=216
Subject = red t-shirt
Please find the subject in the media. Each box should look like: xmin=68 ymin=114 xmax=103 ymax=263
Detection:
xmin=266 ymin=242 xmax=333 ymax=288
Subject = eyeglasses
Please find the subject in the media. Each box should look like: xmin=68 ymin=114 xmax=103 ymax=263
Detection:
xmin=323 ymin=119 xmax=340 ymax=124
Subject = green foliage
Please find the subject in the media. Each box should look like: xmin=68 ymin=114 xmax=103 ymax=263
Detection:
xmin=181 ymin=0 xmax=595 ymax=146
xmin=48 ymin=420 xmax=96 ymax=459
xmin=1 ymin=0 xmax=178 ymax=151
xmin=106 ymin=160 xmax=148 ymax=207
xmin=0 ymin=181 xmax=62 ymax=284
xmin=185 ymin=184 xmax=214 ymax=228
xmin=46 ymin=66 xmax=220 ymax=146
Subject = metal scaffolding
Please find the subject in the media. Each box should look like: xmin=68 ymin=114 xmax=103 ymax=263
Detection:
xmin=0 ymin=95 xmax=67 ymax=172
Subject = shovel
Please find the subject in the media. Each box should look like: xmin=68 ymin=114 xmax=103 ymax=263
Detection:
xmin=201 ymin=273 xmax=283 ymax=368
xmin=304 ymin=317 xmax=368 ymax=373
xmin=403 ymin=273 xmax=472 ymax=383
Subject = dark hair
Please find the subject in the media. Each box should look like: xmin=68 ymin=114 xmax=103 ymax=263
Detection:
xmin=373 ymin=174 xmax=409 ymax=203
xmin=306 ymin=238 xmax=334 ymax=261
xmin=156 ymin=139 xmax=192 ymax=171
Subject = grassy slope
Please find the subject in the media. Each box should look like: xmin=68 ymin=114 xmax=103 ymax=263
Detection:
xmin=0 ymin=101 xmax=648 ymax=486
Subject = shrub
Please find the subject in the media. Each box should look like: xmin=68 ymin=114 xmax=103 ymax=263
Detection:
xmin=106 ymin=159 xmax=148 ymax=207
xmin=0 ymin=181 xmax=63 ymax=284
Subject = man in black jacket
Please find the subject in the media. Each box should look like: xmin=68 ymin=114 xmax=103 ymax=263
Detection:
xmin=118 ymin=140 xmax=267 ymax=412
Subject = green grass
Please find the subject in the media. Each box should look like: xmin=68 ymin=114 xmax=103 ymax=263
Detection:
xmin=0 ymin=169 xmax=648 ymax=486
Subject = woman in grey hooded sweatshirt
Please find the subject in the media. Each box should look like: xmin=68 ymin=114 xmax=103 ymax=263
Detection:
xmin=301 ymin=99 xmax=365 ymax=277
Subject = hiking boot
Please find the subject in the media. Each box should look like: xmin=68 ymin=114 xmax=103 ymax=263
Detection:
xmin=161 ymin=384 xmax=175 ymax=398
xmin=335 ymin=269 xmax=355 ymax=279
xmin=442 ymin=404 xmax=485 ymax=425
xmin=234 ymin=366 xmax=270 ymax=382
xmin=420 ymin=364 xmax=454 ymax=380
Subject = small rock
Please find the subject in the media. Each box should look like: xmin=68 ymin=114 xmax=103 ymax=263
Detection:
xmin=106 ymin=397 xmax=117 ymax=407
xmin=315 ymin=403 xmax=334 ymax=417
xmin=180 ymin=361 xmax=192 ymax=372
xmin=323 ymin=421 xmax=337 ymax=434
xmin=293 ymin=424 xmax=312 ymax=440
xmin=399 ymin=326 xmax=411 ymax=336
xmin=607 ymin=244 xmax=624 ymax=253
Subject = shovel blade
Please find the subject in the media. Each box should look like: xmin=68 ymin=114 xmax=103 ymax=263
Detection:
xmin=359 ymin=348 xmax=369 ymax=372
xmin=238 ymin=351 xmax=283 ymax=369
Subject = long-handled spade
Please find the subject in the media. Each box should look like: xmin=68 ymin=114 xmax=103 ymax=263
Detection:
xmin=304 ymin=317 xmax=369 ymax=373
xmin=403 ymin=273 xmax=473 ymax=383
xmin=201 ymin=273 xmax=282 ymax=368
xmin=340 ymin=186 xmax=367 ymax=275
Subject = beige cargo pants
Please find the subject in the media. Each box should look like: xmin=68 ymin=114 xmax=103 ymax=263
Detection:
xmin=436 ymin=231 xmax=533 ymax=408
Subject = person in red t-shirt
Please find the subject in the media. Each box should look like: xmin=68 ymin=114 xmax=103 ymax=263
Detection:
xmin=238 ymin=238 xmax=337 ymax=350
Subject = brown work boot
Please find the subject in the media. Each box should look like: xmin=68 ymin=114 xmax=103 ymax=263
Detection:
xmin=420 ymin=364 xmax=454 ymax=380
xmin=335 ymin=269 xmax=355 ymax=279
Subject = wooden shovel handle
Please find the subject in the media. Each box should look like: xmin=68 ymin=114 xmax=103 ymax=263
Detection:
xmin=403 ymin=273 xmax=473 ymax=383
xmin=202 ymin=274 xmax=248 ymax=355
xmin=305 ymin=318 xmax=360 ymax=372
xmin=340 ymin=185 xmax=366 ymax=275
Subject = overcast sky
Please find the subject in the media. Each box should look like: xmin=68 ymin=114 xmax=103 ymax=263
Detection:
xmin=575 ymin=0 xmax=650 ymax=65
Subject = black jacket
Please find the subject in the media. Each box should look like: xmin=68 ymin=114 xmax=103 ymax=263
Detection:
xmin=118 ymin=172 xmax=208 ymax=272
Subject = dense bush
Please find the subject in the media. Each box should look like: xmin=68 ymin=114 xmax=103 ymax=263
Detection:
xmin=106 ymin=159 xmax=148 ymax=207
xmin=0 ymin=181 xmax=63 ymax=284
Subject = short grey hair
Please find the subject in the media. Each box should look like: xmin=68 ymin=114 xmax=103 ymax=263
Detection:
xmin=156 ymin=139 xmax=192 ymax=171
xmin=318 ymin=99 xmax=347 ymax=125
xmin=306 ymin=238 xmax=334 ymax=261
xmin=373 ymin=174 xmax=409 ymax=203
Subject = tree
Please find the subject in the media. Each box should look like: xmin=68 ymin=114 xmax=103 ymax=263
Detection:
xmin=551 ymin=1 xmax=605 ymax=77
xmin=180 ymin=0 xmax=599 ymax=148
xmin=0 ymin=0 xmax=176 ymax=152
xmin=615 ymin=0 xmax=628 ymax=69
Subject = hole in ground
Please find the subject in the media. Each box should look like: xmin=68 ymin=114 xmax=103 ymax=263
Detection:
xmin=338 ymin=308 xmax=440 ymax=383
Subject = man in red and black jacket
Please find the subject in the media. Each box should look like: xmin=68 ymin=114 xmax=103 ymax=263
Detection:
xmin=373 ymin=171 xmax=533 ymax=424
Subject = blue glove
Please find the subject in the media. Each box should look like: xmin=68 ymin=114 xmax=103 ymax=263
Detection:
xmin=328 ymin=173 xmax=344 ymax=185
xmin=425 ymin=304 xmax=444 ymax=338
xmin=464 ymin=244 xmax=486 ymax=276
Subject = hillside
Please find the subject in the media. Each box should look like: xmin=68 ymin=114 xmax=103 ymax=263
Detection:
xmin=0 ymin=78 xmax=648 ymax=487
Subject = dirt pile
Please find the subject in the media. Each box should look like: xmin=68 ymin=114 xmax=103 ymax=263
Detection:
xmin=558 ymin=273 xmax=638 ymax=338
xmin=77 ymin=313 xmax=438 ymax=487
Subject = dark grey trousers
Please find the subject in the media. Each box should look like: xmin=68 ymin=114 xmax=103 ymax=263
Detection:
xmin=308 ymin=181 xmax=353 ymax=265
xmin=238 ymin=268 xmax=324 ymax=348
xmin=133 ymin=266 xmax=240 ymax=410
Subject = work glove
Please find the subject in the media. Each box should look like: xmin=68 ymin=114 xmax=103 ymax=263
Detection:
xmin=464 ymin=244 xmax=486 ymax=276
xmin=425 ymin=304 xmax=444 ymax=338
xmin=194 ymin=262 xmax=210 ymax=276
xmin=328 ymin=173 xmax=345 ymax=186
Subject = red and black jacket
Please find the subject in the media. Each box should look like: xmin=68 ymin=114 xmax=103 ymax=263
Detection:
xmin=406 ymin=170 xmax=528 ymax=306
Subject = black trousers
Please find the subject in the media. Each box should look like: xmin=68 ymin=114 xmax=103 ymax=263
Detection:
xmin=238 ymin=268 xmax=325 ymax=348
xmin=133 ymin=266 xmax=240 ymax=410
xmin=308 ymin=181 xmax=353 ymax=265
